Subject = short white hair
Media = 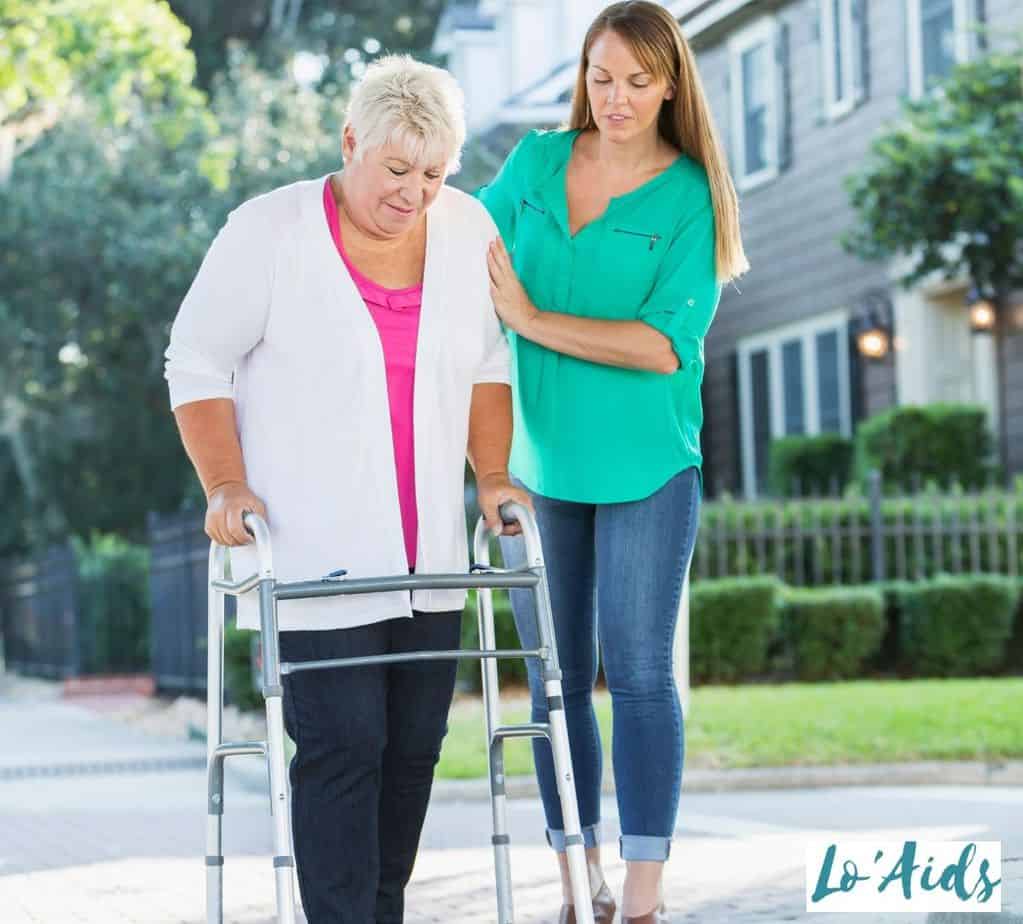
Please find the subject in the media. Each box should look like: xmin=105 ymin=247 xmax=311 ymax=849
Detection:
xmin=344 ymin=54 xmax=466 ymax=174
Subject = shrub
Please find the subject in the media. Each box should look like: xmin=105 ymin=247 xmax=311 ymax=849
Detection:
xmin=73 ymin=533 xmax=151 ymax=674
xmin=1004 ymin=581 xmax=1023 ymax=674
xmin=854 ymin=404 xmax=994 ymax=490
xmin=223 ymin=622 xmax=263 ymax=711
xmin=458 ymin=591 xmax=529 ymax=691
xmin=899 ymin=574 xmax=1017 ymax=676
xmin=768 ymin=434 xmax=855 ymax=498
xmin=782 ymin=585 xmax=885 ymax=681
xmin=689 ymin=576 xmax=782 ymax=682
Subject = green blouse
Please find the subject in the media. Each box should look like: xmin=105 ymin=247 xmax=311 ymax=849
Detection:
xmin=475 ymin=128 xmax=721 ymax=503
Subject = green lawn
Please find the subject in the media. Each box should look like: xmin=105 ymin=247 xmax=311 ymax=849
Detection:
xmin=435 ymin=677 xmax=1023 ymax=780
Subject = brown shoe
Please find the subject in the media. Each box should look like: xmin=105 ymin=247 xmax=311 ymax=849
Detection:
xmin=558 ymin=882 xmax=617 ymax=924
xmin=622 ymin=902 xmax=669 ymax=923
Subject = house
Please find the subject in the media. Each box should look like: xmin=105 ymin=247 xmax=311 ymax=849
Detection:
xmin=436 ymin=0 xmax=1023 ymax=498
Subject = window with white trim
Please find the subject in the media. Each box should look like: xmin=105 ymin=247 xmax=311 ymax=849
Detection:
xmin=737 ymin=311 xmax=852 ymax=497
xmin=821 ymin=0 xmax=867 ymax=117
xmin=729 ymin=18 xmax=778 ymax=191
xmin=906 ymin=0 xmax=980 ymax=98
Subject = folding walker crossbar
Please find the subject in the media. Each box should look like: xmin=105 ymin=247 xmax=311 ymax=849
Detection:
xmin=205 ymin=502 xmax=595 ymax=924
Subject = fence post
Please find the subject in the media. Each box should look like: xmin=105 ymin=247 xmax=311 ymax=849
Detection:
xmin=869 ymin=469 xmax=885 ymax=582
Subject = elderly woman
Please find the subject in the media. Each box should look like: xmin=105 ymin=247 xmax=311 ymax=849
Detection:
xmin=165 ymin=55 xmax=528 ymax=923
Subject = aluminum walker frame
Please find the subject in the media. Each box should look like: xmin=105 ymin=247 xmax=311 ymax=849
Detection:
xmin=205 ymin=502 xmax=595 ymax=924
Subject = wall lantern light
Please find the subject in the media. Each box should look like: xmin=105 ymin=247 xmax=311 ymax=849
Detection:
xmin=853 ymin=293 xmax=894 ymax=361
xmin=967 ymin=287 xmax=997 ymax=333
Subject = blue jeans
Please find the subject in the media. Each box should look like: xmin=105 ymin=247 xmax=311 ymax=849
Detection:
xmin=280 ymin=610 xmax=461 ymax=923
xmin=499 ymin=467 xmax=701 ymax=862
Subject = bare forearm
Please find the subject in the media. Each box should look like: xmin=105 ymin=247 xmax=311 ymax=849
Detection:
xmin=466 ymin=383 xmax=513 ymax=478
xmin=173 ymin=398 xmax=247 ymax=497
xmin=520 ymin=312 xmax=678 ymax=374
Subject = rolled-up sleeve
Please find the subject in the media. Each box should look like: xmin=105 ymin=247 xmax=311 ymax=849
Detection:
xmin=637 ymin=204 xmax=721 ymax=372
xmin=164 ymin=203 xmax=274 ymax=409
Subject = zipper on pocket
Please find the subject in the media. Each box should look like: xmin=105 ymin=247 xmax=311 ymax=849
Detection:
xmin=521 ymin=197 xmax=546 ymax=215
xmin=613 ymin=227 xmax=661 ymax=251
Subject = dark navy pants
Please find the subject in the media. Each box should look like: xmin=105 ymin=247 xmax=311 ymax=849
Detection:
xmin=279 ymin=609 xmax=461 ymax=923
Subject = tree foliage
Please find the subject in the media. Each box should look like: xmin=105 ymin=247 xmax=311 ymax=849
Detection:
xmin=167 ymin=0 xmax=446 ymax=89
xmin=0 ymin=0 xmax=205 ymax=168
xmin=0 ymin=50 xmax=347 ymax=554
xmin=844 ymin=44 xmax=1023 ymax=296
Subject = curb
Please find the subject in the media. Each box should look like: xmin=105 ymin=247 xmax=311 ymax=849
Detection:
xmin=226 ymin=758 xmax=1023 ymax=800
xmin=431 ymin=759 xmax=1023 ymax=801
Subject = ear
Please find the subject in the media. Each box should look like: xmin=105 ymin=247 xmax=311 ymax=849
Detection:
xmin=341 ymin=124 xmax=356 ymax=164
xmin=664 ymin=84 xmax=676 ymax=101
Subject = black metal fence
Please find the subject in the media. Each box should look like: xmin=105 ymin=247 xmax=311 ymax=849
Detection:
xmin=0 ymin=545 xmax=81 ymax=678
xmin=147 ymin=509 xmax=222 ymax=695
xmin=695 ymin=471 xmax=1023 ymax=585
xmin=4 ymin=474 xmax=1023 ymax=685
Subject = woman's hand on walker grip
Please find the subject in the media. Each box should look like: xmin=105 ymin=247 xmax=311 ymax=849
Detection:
xmin=476 ymin=472 xmax=532 ymax=537
xmin=205 ymin=481 xmax=268 ymax=547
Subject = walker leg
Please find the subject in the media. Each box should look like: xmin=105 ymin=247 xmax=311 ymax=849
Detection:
xmin=265 ymin=692 xmax=296 ymax=924
xmin=533 ymin=576 xmax=594 ymax=924
xmin=206 ymin=548 xmax=226 ymax=924
xmin=478 ymin=582 xmax=515 ymax=923
xmin=257 ymin=575 xmax=296 ymax=924
xmin=206 ymin=757 xmax=225 ymax=924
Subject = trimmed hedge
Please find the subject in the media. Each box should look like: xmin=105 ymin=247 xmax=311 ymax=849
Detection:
xmin=689 ymin=576 xmax=781 ymax=682
xmin=224 ymin=622 xmax=263 ymax=711
xmin=781 ymin=585 xmax=885 ymax=681
xmin=73 ymin=533 xmax=151 ymax=674
xmin=218 ymin=573 xmax=1022 ymax=711
xmin=457 ymin=592 xmax=529 ymax=691
xmin=854 ymin=404 xmax=995 ymax=490
xmin=768 ymin=434 xmax=855 ymax=498
xmin=898 ymin=574 xmax=1017 ymax=676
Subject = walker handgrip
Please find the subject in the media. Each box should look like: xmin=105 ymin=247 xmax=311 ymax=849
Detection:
xmin=240 ymin=510 xmax=274 ymax=575
xmin=498 ymin=501 xmax=523 ymax=526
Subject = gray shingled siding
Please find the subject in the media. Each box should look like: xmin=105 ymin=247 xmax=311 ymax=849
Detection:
xmin=692 ymin=0 xmax=1023 ymax=493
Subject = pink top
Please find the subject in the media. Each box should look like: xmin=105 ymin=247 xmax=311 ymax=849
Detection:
xmin=323 ymin=179 xmax=422 ymax=569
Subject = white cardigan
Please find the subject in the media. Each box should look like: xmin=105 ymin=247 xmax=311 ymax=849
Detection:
xmin=165 ymin=178 xmax=511 ymax=631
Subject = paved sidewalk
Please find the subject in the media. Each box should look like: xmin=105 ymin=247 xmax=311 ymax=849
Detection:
xmin=1 ymin=682 xmax=1020 ymax=922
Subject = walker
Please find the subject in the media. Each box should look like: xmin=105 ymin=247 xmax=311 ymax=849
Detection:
xmin=205 ymin=502 xmax=595 ymax=924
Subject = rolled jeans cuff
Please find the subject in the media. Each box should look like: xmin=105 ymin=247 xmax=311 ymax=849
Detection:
xmin=545 ymin=823 xmax=600 ymax=852
xmin=620 ymin=835 xmax=672 ymax=861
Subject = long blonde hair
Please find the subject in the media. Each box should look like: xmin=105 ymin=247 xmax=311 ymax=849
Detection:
xmin=568 ymin=1 xmax=748 ymax=281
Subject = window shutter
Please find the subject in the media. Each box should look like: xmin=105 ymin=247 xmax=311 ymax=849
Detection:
xmin=852 ymin=0 xmax=871 ymax=102
xmin=730 ymin=349 xmax=744 ymax=498
xmin=974 ymin=0 xmax=988 ymax=53
xmin=811 ymin=0 xmax=827 ymax=124
xmin=775 ymin=21 xmax=793 ymax=171
xmin=899 ymin=0 xmax=912 ymax=98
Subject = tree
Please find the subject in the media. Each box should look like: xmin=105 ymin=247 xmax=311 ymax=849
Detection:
xmin=0 ymin=49 xmax=348 ymax=553
xmin=844 ymin=41 xmax=1023 ymax=471
xmin=0 ymin=0 xmax=204 ymax=181
xmin=166 ymin=0 xmax=446 ymax=89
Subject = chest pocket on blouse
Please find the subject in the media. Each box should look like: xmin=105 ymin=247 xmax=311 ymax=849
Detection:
xmin=585 ymin=225 xmax=665 ymax=320
xmin=512 ymin=195 xmax=554 ymax=300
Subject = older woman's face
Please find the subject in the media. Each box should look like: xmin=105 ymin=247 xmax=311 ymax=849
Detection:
xmin=585 ymin=29 xmax=674 ymax=143
xmin=341 ymin=127 xmax=446 ymax=238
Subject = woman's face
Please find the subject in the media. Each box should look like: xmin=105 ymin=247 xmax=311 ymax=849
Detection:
xmin=340 ymin=125 xmax=446 ymax=238
xmin=585 ymin=29 xmax=674 ymax=144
